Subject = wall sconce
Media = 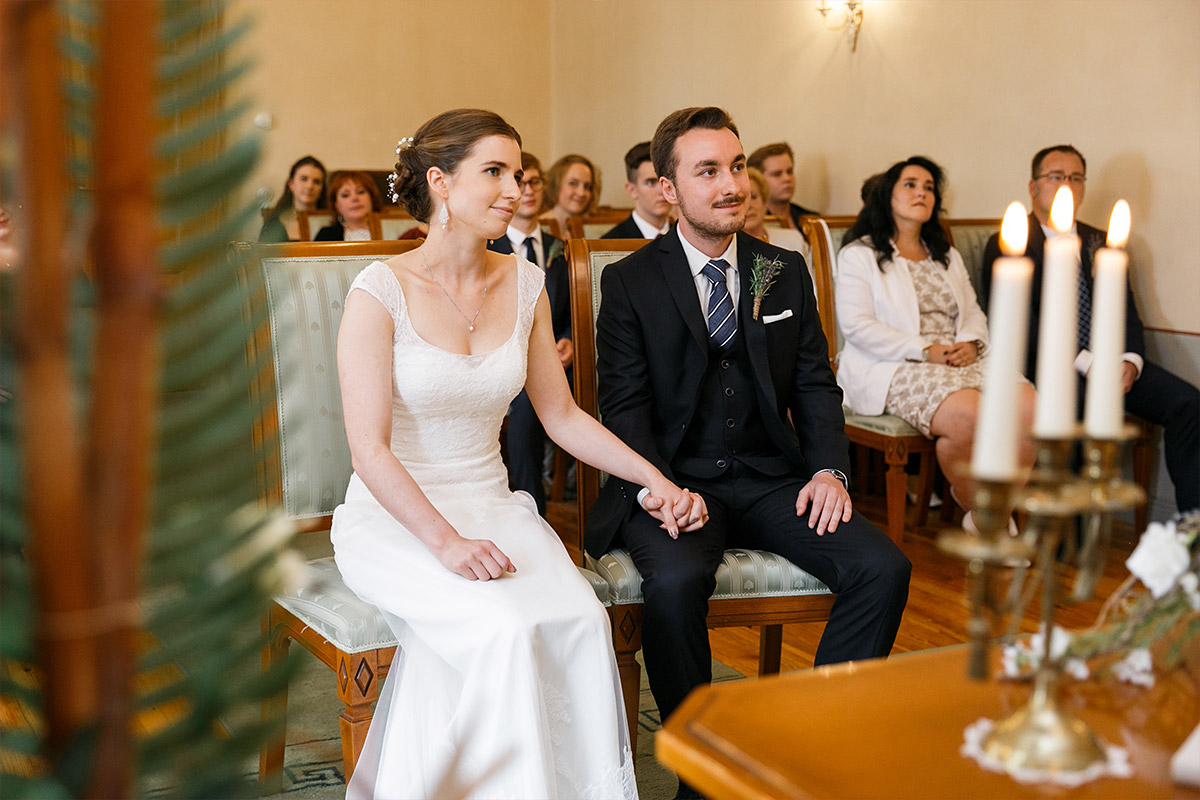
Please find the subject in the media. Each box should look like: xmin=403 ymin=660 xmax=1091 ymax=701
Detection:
xmin=817 ymin=0 xmax=864 ymax=51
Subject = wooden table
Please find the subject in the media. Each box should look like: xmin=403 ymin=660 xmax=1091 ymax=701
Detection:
xmin=656 ymin=645 xmax=1199 ymax=799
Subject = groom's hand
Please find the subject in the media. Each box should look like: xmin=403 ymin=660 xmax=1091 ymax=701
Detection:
xmin=795 ymin=473 xmax=852 ymax=535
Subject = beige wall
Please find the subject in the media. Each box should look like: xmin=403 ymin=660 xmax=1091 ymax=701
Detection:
xmin=234 ymin=0 xmax=1199 ymax=335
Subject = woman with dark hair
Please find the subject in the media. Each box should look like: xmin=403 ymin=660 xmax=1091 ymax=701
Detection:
xmin=836 ymin=156 xmax=1034 ymax=529
xmin=315 ymin=170 xmax=383 ymax=241
xmin=540 ymin=153 xmax=599 ymax=235
xmin=257 ymin=155 xmax=326 ymax=242
xmin=332 ymin=109 xmax=701 ymax=799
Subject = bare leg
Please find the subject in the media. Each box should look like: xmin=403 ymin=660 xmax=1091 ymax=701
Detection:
xmin=929 ymin=388 xmax=981 ymax=510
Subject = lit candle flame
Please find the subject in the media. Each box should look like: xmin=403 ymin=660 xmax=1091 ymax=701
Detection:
xmin=1107 ymin=199 xmax=1130 ymax=248
xmin=998 ymin=202 xmax=1028 ymax=256
xmin=1048 ymin=186 xmax=1074 ymax=233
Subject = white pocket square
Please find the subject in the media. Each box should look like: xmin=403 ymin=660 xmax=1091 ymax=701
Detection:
xmin=762 ymin=309 xmax=793 ymax=324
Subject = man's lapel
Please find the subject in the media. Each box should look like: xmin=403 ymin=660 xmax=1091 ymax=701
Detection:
xmin=489 ymin=235 xmax=514 ymax=255
xmin=736 ymin=233 xmax=778 ymax=409
xmin=658 ymin=231 xmax=710 ymax=356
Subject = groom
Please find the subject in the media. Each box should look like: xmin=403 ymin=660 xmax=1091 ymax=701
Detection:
xmin=586 ymin=107 xmax=911 ymax=768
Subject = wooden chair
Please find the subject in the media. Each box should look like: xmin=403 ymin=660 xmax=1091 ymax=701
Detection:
xmin=295 ymin=209 xmax=334 ymax=241
xmin=566 ymin=238 xmax=836 ymax=749
xmin=374 ymin=209 xmax=422 ymax=239
xmin=250 ymin=240 xmax=613 ymax=792
xmin=565 ymin=209 xmax=633 ymax=239
xmin=801 ymin=217 xmax=935 ymax=544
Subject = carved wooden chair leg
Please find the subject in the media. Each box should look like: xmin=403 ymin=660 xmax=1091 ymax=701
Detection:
xmin=258 ymin=618 xmax=290 ymax=796
xmin=610 ymin=603 xmax=643 ymax=758
xmin=883 ymin=441 xmax=909 ymax=545
xmin=336 ymin=650 xmax=382 ymax=783
xmin=758 ymin=625 xmax=783 ymax=676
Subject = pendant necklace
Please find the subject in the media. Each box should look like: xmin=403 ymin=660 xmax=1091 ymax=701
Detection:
xmin=421 ymin=248 xmax=488 ymax=332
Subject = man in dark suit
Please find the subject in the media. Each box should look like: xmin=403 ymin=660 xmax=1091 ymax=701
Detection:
xmin=982 ymin=144 xmax=1198 ymax=513
xmin=589 ymin=109 xmax=911 ymax=796
xmin=487 ymin=152 xmax=573 ymax=516
xmin=747 ymin=141 xmax=819 ymax=229
xmin=602 ymin=141 xmax=672 ymax=239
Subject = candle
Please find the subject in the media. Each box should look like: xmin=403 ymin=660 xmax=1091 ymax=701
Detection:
xmin=1084 ymin=200 xmax=1131 ymax=438
xmin=973 ymin=202 xmax=1033 ymax=480
xmin=1033 ymin=187 xmax=1081 ymax=437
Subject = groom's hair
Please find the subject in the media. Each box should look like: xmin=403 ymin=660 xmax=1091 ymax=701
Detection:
xmin=651 ymin=107 xmax=739 ymax=183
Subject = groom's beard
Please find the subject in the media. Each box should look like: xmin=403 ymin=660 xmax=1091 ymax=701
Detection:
xmin=678 ymin=193 xmax=747 ymax=241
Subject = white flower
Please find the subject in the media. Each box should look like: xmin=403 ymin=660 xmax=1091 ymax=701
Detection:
xmin=1030 ymin=624 xmax=1072 ymax=660
xmin=1126 ymin=521 xmax=1190 ymax=598
xmin=1113 ymin=648 xmax=1155 ymax=688
xmin=1181 ymin=572 xmax=1200 ymax=612
xmin=1063 ymin=658 xmax=1090 ymax=680
xmin=1001 ymin=644 xmax=1023 ymax=677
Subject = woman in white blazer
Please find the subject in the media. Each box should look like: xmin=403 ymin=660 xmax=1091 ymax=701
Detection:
xmin=836 ymin=156 xmax=1034 ymax=529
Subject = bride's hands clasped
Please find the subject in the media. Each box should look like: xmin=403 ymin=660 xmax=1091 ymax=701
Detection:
xmin=640 ymin=478 xmax=709 ymax=539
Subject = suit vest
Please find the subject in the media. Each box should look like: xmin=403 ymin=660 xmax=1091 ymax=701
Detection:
xmin=672 ymin=330 xmax=790 ymax=479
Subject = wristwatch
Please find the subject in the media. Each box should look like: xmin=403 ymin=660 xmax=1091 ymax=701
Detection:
xmin=816 ymin=468 xmax=849 ymax=489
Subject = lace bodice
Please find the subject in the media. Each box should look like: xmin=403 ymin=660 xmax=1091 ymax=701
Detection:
xmin=347 ymin=257 xmax=543 ymax=497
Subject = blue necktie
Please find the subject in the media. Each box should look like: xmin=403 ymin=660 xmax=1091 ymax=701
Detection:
xmin=702 ymin=259 xmax=737 ymax=349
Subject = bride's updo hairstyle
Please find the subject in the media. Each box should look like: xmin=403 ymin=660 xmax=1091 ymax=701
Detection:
xmin=391 ymin=109 xmax=522 ymax=223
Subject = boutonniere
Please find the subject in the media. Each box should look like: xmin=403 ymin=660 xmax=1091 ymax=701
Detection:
xmin=546 ymin=239 xmax=565 ymax=264
xmin=750 ymin=253 xmax=784 ymax=320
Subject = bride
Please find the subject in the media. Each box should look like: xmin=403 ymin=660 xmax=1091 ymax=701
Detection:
xmin=331 ymin=109 xmax=707 ymax=800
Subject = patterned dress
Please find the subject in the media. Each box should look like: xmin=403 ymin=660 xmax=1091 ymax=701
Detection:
xmin=883 ymin=256 xmax=986 ymax=436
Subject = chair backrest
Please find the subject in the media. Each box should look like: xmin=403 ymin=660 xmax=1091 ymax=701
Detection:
xmin=763 ymin=214 xmax=786 ymax=230
xmin=796 ymin=217 xmax=839 ymax=367
xmin=945 ymin=218 xmax=1001 ymax=298
xmin=376 ymin=209 xmax=422 ymax=240
xmin=296 ymin=210 xmax=335 ymax=241
xmin=566 ymin=237 xmax=649 ymax=554
xmin=566 ymin=209 xmax=634 ymax=240
xmin=248 ymin=240 xmax=421 ymax=528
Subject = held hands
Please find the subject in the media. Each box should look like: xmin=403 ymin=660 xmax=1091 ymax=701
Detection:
xmin=641 ymin=479 xmax=709 ymax=539
xmin=556 ymin=338 xmax=574 ymax=369
xmin=927 ymin=342 xmax=977 ymax=367
xmin=795 ymin=472 xmax=853 ymax=535
xmin=437 ymin=534 xmax=515 ymax=581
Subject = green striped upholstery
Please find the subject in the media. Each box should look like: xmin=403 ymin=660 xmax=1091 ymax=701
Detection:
xmin=587 ymin=548 xmax=831 ymax=605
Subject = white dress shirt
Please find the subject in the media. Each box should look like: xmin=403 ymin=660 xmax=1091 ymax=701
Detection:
xmin=506 ymin=224 xmax=544 ymax=268
xmin=631 ymin=209 xmax=670 ymax=239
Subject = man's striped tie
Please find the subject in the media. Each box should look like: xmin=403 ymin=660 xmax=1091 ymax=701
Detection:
xmin=702 ymin=259 xmax=737 ymax=349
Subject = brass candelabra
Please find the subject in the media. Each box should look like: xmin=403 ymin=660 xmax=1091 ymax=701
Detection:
xmin=937 ymin=424 xmax=1145 ymax=778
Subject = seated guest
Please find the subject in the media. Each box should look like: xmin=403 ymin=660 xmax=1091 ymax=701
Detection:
xmin=315 ymin=170 xmax=382 ymax=241
xmin=487 ymin=152 xmax=573 ymax=515
xmin=747 ymin=141 xmax=818 ymax=229
xmin=744 ymin=167 xmax=812 ymax=267
xmin=258 ymin=155 xmax=326 ymax=242
xmin=602 ymin=142 xmax=670 ymax=238
xmin=982 ymin=144 xmax=1198 ymax=513
xmin=837 ymin=156 xmax=1035 ymax=529
xmin=541 ymin=154 xmax=599 ymax=236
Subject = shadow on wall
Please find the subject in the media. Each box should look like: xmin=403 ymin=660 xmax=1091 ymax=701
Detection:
xmin=1095 ymin=152 xmax=1158 ymax=324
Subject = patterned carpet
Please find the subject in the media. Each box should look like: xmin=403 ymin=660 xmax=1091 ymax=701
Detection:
xmin=247 ymin=649 xmax=744 ymax=800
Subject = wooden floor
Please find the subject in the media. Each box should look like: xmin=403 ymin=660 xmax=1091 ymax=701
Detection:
xmin=546 ymin=491 xmax=1140 ymax=678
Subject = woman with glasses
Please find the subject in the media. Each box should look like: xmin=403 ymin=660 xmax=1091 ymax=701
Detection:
xmin=836 ymin=156 xmax=1036 ymax=532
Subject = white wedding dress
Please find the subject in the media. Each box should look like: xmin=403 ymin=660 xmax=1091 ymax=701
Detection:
xmin=331 ymin=258 xmax=636 ymax=800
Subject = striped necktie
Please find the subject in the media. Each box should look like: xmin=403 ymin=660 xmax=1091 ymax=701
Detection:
xmin=701 ymin=259 xmax=737 ymax=349
xmin=1076 ymin=267 xmax=1092 ymax=350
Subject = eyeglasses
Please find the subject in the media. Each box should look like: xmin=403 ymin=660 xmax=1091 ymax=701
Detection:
xmin=518 ymin=177 xmax=544 ymax=191
xmin=1035 ymin=171 xmax=1086 ymax=186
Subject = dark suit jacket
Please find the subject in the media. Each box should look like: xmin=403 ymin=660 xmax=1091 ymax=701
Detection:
xmin=601 ymin=214 xmax=647 ymax=240
xmin=981 ymin=214 xmax=1145 ymax=380
xmin=787 ymin=201 xmax=819 ymax=229
xmin=585 ymin=228 xmax=849 ymax=556
xmin=488 ymin=231 xmax=572 ymax=342
xmin=314 ymin=222 xmax=345 ymax=241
